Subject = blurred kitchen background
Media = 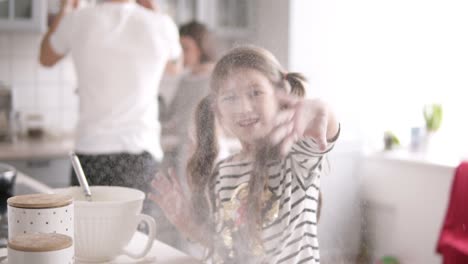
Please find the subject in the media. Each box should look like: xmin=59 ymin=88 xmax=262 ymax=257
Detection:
xmin=1 ymin=0 xmax=468 ymax=263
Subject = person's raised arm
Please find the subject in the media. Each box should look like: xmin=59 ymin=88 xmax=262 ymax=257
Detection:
xmin=271 ymin=93 xmax=340 ymax=156
xmin=39 ymin=0 xmax=78 ymax=67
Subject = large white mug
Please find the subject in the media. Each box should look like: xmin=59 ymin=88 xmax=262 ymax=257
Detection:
xmin=54 ymin=186 xmax=156 ymax=263
xmin=7 ymin=193 xmax=74 ymax=239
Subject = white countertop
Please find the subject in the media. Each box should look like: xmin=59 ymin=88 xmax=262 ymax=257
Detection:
xmin=85 ymin=232 xmax=200 ymax=264
xmin=0 ymin=232 xmax=200 ymax=264
xmin=0 ymin=134 xmax=74 ymax=160
xmin=364 ymin=148 xmax=462 ymax=170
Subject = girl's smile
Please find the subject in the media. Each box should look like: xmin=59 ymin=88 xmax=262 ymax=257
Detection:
xmin=237 ymin=117 xmax=260 ymax=127
xmin=216 ymin=68 xmax=280 ymax=146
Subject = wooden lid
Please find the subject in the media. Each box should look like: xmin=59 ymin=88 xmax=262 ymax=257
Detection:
xmin=7 ymin=194 xmax=73 ymax=209
xmin=8 ymin=233 xmax=73 ymax=252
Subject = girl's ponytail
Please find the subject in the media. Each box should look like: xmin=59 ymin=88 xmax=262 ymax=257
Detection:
xmin=284 ymin=72 xmax=307 ymax=97
xmin=187 ymin=96 xmax=219 ymax=226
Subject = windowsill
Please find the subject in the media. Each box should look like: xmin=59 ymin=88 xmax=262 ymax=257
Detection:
xmin=364 ymin=148 xmax=462 ymax=170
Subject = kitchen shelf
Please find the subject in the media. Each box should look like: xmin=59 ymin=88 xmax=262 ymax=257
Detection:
xmin=0 ymin=0 xmax=47 ymax=33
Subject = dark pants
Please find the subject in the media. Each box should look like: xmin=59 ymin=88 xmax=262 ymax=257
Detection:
xmin=71 ymin=151 xmax=157 ymax=194
xmin=70 ymin=151 xmax=183 ymax=247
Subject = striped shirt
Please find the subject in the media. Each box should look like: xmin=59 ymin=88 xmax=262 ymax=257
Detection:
xmin=208 ymin=135 xmax=338 ymax=264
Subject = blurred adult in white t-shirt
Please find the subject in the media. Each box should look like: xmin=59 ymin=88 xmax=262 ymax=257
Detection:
xmin=39 ymin=0 xmax=181 ymax=204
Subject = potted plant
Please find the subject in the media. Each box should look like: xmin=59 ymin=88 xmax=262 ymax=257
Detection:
xmin=422 ymin=104 xmax=443 ymax=151
xmin=384 ymin=131 xmax=400 ymax=151
xmin=424 ymin=104 xmax=443 ymax=132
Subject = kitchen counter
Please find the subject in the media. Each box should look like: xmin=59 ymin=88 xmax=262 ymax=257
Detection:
xmin=364 ymin=148 xmax=461 ymax=170
xmin=0 ymin=133 xmax=239 ymax=161
xmin=81 ymin=232 xmax=200 ymax=264
xmin=0 ymin=134 xmax=200 ymax=161
xmin=0 ymin=172 xmax=200 ymax=263
xmin=359 ymin=149 xmax=458 ymax=264
xmin=0 ymin=232 xmax=200 ymax=264
xmin=0 ymin=134 xmax=74 ymax=160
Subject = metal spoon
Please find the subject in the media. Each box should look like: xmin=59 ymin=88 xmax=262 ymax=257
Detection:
xmin=69 ymin=152 xmax=92 ymax=202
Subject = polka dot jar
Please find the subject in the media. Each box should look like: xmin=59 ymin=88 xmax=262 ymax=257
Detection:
xmin=8 ymin=233 xmax=74 ymax=264
xmin=7 ymin=193 xmax=74 ymax=240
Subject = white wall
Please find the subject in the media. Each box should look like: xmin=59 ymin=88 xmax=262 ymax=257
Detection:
xmin=287 ymin=1 xmax=364 ymax=261
xmin=0 ymin=32 xmax=78 ymax=134
xmin=289 ymin=0 xmax=366 ymax=143
xmin=318 ymin=143 xmax=363 ymax=262
xmin=290 ymin=0 xmax=468 ymax=153
xmin=286 ymin=2 xmax=468 ymax=259
xmin=250 ymin=0 xmax=290 ymax=68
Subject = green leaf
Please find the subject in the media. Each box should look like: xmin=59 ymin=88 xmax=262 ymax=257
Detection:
xmin=423 ymin=104 xmax=443 ymax=131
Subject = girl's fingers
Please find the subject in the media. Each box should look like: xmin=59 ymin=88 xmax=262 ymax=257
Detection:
xmin=151 ymin=179 xmax=165 ymax=192
xmin=317 ymin=119 xmax=328 ymax=151
xmin=148 ymin=193 xmax=178 ymax=221
xmin=152 ymin=176 xmax=172 ymax=194
xmin=271 ymin=121 xmax=294 ymax=145
xmin=280 ymin=132 xmax=298 ymax=156
xmin=273 ymin=109 xmax=295 ymax=127
xmin=155 ymin=171 xmax=172 ymax=187
xmin=152 ymin=170 xmax=186 ymax=202
xmin=307 ymin=113 xmax=328 ymax=151
xmin=149 ymin=187 xmax=180 ymax=210
xmin=168 ymin=167 xmax=183 ymax=192
xmin=148 ymin=192 xmax=161 ymax=205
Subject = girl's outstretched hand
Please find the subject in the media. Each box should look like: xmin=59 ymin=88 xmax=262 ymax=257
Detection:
xmin=270 ymin=92 xmax=335 ymax=156
xmin=149 ymin=168 xmax=192 ymax=231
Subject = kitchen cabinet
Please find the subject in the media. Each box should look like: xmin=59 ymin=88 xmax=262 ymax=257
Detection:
xmin=161 ymin=0 xmax=256 ymax=38
xmin=162 ymin=0 xmax=198 ymax=25
xmin=0 ymin=0 xmax=47 ymax=32
xmin=210 ymin=0 xmax=255 ymax=38
xmin=359 ymin=151 xmax=456 ymax=263
xmin=3 ymin=157 xmax=71 ymax=188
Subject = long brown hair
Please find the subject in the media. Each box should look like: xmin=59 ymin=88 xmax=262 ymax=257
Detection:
xmin=186 ymin=96 xmax=218 ymax=228
xmin=187 ymin=46 xmax=308 ymax=249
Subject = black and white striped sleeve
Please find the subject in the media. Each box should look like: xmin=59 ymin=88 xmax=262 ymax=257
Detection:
xmin=288 ymin=125 xmax=340 ymax=187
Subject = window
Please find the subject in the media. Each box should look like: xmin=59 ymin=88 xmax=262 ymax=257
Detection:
xmin=290 ymin=0 xmax=468 ymax=156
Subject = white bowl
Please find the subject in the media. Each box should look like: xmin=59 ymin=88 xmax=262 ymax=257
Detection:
xmin=54 ymin=186 xmax=156 ymax=263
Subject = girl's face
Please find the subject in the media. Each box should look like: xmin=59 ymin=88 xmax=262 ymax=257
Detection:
xmin=180 ymin=36 xmax=201 ymax=68
xmin=216 ymin=69 xmax=280 ymax=146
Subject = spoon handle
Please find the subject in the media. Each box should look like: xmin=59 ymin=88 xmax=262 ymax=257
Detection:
xmin=69 ymin=152 xmax=92 ymax=201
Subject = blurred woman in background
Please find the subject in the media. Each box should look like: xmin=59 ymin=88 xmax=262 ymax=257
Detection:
xmin=161 ymin=21 xmax=219 ymax=180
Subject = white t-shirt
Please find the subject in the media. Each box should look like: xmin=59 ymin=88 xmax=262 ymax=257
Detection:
xmin=50 ymin=2 xmax=181 ymax=160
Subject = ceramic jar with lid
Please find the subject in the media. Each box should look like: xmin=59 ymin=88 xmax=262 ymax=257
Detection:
xmin=7 ymin=193 xmax=74 ymax=239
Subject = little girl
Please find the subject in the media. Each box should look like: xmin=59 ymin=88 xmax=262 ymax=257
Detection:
xmin=150 ymin=46 xmax=340 ymax=264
